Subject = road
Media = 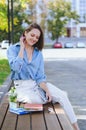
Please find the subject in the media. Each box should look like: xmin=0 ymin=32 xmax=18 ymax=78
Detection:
xmin=44 ymin=60 xmax=86 ymax=130
xmin=43 ymin=48 xmax=86 ymax=130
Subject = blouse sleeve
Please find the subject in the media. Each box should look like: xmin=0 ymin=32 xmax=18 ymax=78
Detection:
xmin=7 ymin=45 xmax=24 ymax=73
xmin=36 ymin=52 xmax=46 ymax=84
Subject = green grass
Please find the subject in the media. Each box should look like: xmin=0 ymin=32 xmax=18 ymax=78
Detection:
xmin=0 ymin=59 xmax=11 ymax=86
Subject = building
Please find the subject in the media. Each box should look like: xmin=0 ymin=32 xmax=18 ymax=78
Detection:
xmin=43 ymin=0 xmax=86 ymax=37
xmin=36 ymin=0 xmax=86 ymax=37
xmin=68 ymin=0 xmax=86 ymax=37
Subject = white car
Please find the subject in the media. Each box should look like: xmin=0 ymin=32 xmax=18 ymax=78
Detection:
xmin=76 ymin=42 xmax=86 ymax=48
xmin=64 ymin=42 xmax=75 ymax=48
xmin=1 ymin=40 xmax=9 ymax=49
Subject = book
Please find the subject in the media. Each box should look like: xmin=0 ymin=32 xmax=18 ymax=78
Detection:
xmin=24 ymin=103 xmax=43 ymax=111
xmin=9 ymin=108 xmax=30 ymax=115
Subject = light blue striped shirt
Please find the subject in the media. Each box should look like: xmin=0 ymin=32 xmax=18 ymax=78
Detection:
xmin=7 ymin=43 xmax=46 ymax=84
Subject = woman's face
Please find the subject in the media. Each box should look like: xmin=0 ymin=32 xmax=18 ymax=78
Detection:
xmin=25 ymin=28 xmax=41 ymax=46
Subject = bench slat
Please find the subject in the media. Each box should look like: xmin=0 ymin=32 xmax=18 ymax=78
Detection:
xmin=44 ymin=103 xmax=62 ymax=130
xmin=16 ymin=114 xmax=31 ymax=130
xmin=0 ymin=95 xmax=73 ymax=130
xmin=0 ymin=96 xmax=9 ymax=129
xmin=32 ymin=112 xmax=46 ymax=130
xmin=53 ymin=104 xmax=73 ymax=130
xmin=1 ymin=111 xmax=17 ymax=130
xmin=0 ymin=103 xmax=8 ymax=129
xmin=0 ymin=96 xmax=17 ymax=130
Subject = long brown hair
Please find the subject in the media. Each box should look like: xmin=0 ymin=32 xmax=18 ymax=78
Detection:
xmin=23 ymin=23 xmax=44 ymax=50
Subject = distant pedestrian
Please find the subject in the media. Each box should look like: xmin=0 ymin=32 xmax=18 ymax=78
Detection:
xmin=7 ymin=23 xmax=80 ymax=130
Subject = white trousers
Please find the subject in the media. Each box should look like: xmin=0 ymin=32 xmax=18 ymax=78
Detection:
xmin=14 ymin=79 xmax=77 ymax=124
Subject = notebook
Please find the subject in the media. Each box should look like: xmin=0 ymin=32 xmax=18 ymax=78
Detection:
xmin=9 ymin=107 xmax=30 ymax=115
xmin=24 ymin=103 xmax=43 ymax=111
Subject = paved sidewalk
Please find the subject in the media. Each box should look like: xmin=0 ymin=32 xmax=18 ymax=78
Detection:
xmin=0 ymin=74 xmax=12 ymax=103
xmin=42 ymin=48 xmax=86 ymax=60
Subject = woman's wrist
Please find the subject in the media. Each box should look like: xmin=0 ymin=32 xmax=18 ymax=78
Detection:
xmin=18 ymin=46 xmax=24 ymax=59
xmin=39 ymin=82 xmax=48 ymax=92
xmin=20 ymin=45 xmax=24 ymax=50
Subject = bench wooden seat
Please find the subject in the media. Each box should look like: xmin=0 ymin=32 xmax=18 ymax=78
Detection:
xmin=0 ymin=96 xmax=73 ymax=130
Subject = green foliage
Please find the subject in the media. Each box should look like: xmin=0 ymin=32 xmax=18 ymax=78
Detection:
xmin=47 ymin=0 xmax=79 ymax=41
xmin=0 ymin=2 xmax=8 ymax=32
xmin=38 ymin=0 xmax=47 ymax=33
xmin=0 ymin=0 xmax=35 ymax=43
xmin=0 ymin=30 xmax=8 ymax=41
xmin=0 ymin=59 xmax=10 ymax=85
xmin=12 ymin=3 xmax=29 ymax=43
xmin=9 ymin=86 xmax=17 ymax=102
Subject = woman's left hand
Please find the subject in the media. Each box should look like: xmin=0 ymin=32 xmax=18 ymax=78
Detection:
xmin=39 ymin=82 xmax=52 ymax=102
xmin=46 ymin=90 xmax=52 ymax=102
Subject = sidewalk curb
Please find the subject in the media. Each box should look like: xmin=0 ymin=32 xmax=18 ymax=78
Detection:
xmin=0 ymin=74 xmax=12 ymax=103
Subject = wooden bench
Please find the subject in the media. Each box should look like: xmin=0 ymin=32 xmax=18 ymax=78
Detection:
xmin=0 ymin=96 xmax=73 ymax=130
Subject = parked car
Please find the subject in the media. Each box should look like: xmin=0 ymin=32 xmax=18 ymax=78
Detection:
xmin=1 ymin=40 xmax=9 ymax=49
xmin=64 ymin=42 xmax=75 ymax=48
xmin=53 ymin=42 xmax=63 ymax=48
xmin=76 ymin=42 xmax=86 ymax=48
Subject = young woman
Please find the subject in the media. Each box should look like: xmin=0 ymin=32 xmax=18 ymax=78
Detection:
xmin=7 ymin=23 xmax=80 ymax=130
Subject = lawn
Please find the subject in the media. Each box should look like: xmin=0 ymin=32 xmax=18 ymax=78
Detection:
xmin=0 ymin=59 xmax=11 ymax=86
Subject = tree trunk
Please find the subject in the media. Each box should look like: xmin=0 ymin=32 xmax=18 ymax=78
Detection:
xmin=56 ymin=37 xmax=58 ymax=42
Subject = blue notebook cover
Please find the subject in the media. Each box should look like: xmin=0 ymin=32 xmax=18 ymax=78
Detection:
xmin=9 ymin=108 xmax=30 ymax=115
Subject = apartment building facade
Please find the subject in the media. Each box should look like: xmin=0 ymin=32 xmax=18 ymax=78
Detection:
xmin=36 ymin=0 xmax=86 ymax=37
xmin=68 ymin=0 xmax=86 ymax=37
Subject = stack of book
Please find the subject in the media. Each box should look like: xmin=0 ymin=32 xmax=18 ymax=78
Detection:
xmin=9 ymin=103 xmax=43 ymax=115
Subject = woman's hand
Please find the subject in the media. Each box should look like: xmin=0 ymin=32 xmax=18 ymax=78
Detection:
xmin=20 ymin=36 xmax=26 ymax=49
xmin=39 ymin=82 xmax=52 ymax=102
xmin=46 ymin=90 xmax=52 ymax=102
xmin=18 ymin=36 xmax=26 ymax=59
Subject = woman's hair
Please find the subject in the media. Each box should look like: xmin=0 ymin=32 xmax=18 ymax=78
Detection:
xmin=23 ymin=23 xmax=44 ymax=50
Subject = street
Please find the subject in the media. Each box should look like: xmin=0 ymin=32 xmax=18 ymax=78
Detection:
xmin=44 ymin=59 xmax=86 ymax=130
xmin=42 ymin=48 xmax=86 ymax=130
xmin=0 ymin=48 xmax=86 ymax=130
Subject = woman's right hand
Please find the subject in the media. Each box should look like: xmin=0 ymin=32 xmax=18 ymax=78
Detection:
xmin=18 ymin=36 xmax=26 ymax=59
xmin=20 ymin=36 xmax=26 ymax=49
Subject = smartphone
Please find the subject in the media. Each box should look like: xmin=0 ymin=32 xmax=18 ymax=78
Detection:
xmin=38 ymin=87 xmax=48 ymax=102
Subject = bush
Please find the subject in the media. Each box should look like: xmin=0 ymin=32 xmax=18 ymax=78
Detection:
xmin=0 ymin=59 xmax=10 ymax=85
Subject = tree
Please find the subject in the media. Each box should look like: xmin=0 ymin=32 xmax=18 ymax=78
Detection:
xmin=47 ymin=0 xmax=79 ymax=41
xmin=0 ymin=0 xmax=26 ymax=42
xmin=0 ymin=0 xmax=37 ymax=43
xmin=36 ymin=0 xmax=47 ymax=33
xmin=0 ymin=1 xmax=8 ymax=41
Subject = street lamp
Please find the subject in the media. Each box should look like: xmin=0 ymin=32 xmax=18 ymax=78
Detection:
xmin=7 ymin=0 xmax=11 ymax=44
xmin=11 ymin=0 xmax=14 ymax=44
xmin=7 ymin=0 xmax=14 ymax=44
